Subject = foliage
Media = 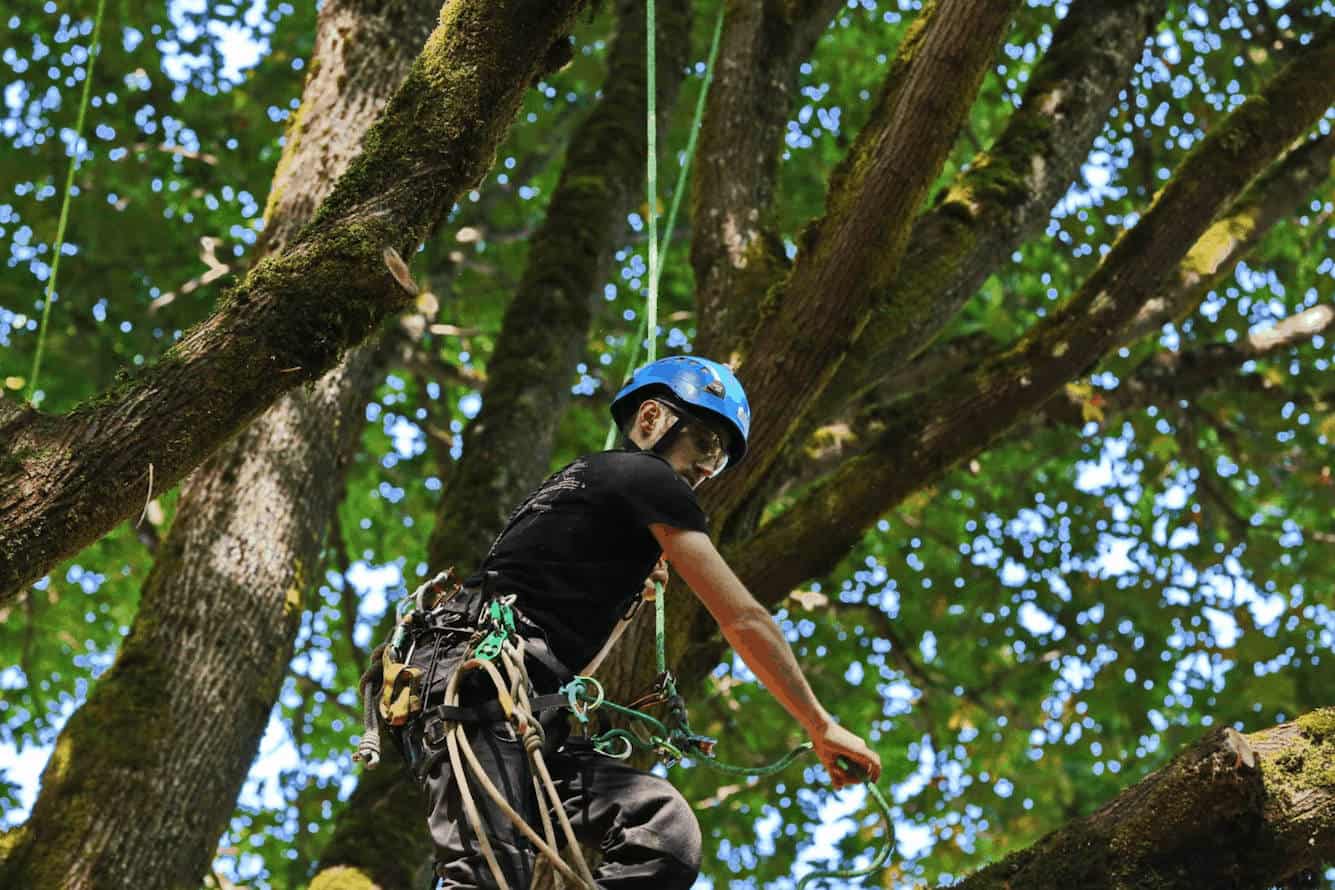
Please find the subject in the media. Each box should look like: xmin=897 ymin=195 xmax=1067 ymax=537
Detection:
xmin=2 ymin=0 xmax=1333 ymax=887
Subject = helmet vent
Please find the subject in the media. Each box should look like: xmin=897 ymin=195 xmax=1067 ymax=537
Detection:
xmin=705 ymin=380 xmax=725 ymax=397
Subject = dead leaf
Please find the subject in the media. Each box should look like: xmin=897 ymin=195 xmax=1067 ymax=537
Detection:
xmin=789 ymin=589 xmax=829 ymax=611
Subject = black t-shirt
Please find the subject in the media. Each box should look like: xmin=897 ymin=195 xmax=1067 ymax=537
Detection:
xmin=470 ymin=449 xmax=708 ymax=673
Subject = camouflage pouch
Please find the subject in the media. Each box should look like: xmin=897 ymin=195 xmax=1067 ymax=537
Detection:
xmin=379 ymin=642 xmax=425 ymax=727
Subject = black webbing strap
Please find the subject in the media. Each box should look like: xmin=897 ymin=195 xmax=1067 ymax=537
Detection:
xmin=421 ymin=693 xmax=572 ymax=728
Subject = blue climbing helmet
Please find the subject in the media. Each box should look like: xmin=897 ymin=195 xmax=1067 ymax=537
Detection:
xmin=611 ymin=356 xmax=751 ymax=468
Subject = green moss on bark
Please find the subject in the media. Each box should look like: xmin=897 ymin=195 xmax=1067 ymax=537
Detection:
xmin=0 ymin=637 xmax=174 ymax=889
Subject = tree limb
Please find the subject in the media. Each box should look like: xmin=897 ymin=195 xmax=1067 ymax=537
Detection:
xmin=0 ymin=0 xmax=588 ymax=604
xmin=742 ymin=0 xmax=1164 ymax=525
xmin=727 ymin=23 xmax=1335 ymax=608
xmin=690 ymin=0 xmax=843 ymax=356
xmin=953 ymin=710 xmax=1335 ymax=889
xmin=700 ymin=0 xmax=1020 ymax=526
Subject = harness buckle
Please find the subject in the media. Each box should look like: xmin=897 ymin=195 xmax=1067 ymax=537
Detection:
xmin=423 ymin=714 xmax=449 ymax=748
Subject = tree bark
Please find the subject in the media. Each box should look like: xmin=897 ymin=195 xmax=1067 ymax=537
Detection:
xmin=0 ymin=2 xmax=436 ymax=887
xmin=784 ymin=129 xmax=1335 ymax=485
xmin=0 ymin=0 xmax=588 ymax=603
xmin=689 ymin=0 xmax=842 ymax=358
xmin=826 ymin=0 xmax=1165 ymax=410
xmin=746 ymin=0 xmax=1164 ymax=527
xmin=311 ymin=3 xmax=694 ymax=886
xmin=954 ymin=709 xmax=1335 ymax=889
xmin=697 ymin=0 xmax=1019 ymax=527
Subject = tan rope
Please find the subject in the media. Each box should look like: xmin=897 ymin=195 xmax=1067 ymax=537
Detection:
xmin=442 ymin=651 xmax=597 ymax=890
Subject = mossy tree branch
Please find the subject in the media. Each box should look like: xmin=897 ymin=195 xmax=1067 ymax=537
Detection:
xmin=697 ymin=0 xmax=1020 ymax=528
xmin=742 ymin=0 xmax=1165 ymax=525
xmin=780 ymin=130 xmax=1335 ymax=489
xmin=724 ymin=23 xmax=1335 ymax=611
xmin=953 ymin=709 xmax=1335 ymax=889
xmin=1121 ymin=127 xmax=1335 ymax=343
xmin=0 ymin=0 xmax=587 ymax=604
xmin=0 ymin=0 xmax=433 ymax=885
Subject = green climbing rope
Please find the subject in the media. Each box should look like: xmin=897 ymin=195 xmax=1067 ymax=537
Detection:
xmin=603 ymin=3 xmax=726 ymax=450
xmin=586 ymin=4 xmax=896 ymax=884
xmin=28 ymin=0 xmax=107 ymax=403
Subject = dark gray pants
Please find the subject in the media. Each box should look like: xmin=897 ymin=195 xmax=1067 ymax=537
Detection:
xmin=402 ymin=639 xmax=701 ymax=889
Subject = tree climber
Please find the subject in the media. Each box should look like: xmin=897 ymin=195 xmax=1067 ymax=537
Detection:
xmin=383 ymin=355 xmax=882 ymax=889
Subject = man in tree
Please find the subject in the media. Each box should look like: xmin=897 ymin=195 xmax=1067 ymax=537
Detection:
xmin=395 ymin=355 xmax=882 ymax=889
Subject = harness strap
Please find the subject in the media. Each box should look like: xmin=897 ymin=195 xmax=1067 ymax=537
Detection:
xmin=419 ymin=693 xmax=572 ymax=732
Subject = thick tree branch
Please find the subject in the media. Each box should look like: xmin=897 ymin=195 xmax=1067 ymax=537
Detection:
xmin=690 ymin=0 xmax=842 ymax=356
xmin=0 ymin=0 xmax=587 ymax=603
xmin=728 ymin=24 xmax=1335 ymax=607
xmin=700 ymin=0 xmax=1019 ymax=526
xmin=786 ymin=302 xmax=1332 ymax=495
xmin=954 ymin=710 xmax=1335 ymax=889
xmin=826 ymin=0 xmax=1163 ymax=407
xmin=1122 ymin=128 xmax=1335 ymax=343
xmin=0 ymin=1 xmax=433 ymax=885
xmin=740 ymin=0 xmax=1164 ymax=525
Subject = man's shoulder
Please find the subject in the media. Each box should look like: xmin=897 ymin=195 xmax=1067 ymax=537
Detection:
xmin=590 ymin=449 xmax=677 ymax=477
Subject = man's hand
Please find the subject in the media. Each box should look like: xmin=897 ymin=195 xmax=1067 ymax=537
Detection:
xmin=810 ymin=719 xmax=881 ymax=789
xmin=642 ymin=557 xmax=669 ymax=601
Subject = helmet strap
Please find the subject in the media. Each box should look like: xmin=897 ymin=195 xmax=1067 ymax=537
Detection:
xmin=650 ymin=417 xmax=686 ymax=458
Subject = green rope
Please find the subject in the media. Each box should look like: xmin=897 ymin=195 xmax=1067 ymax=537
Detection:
xmin=795 ymin=775 xmax=896 ymax=890
xmin=644 ymin=0 xmax=658 ymax=368
xmin=27 ymin=0 xmax=107 ymax=404
xmin=603 ymin=3 xmax=726 ymax=450
xmin=654 ymin=580 xmax=667 ymax=675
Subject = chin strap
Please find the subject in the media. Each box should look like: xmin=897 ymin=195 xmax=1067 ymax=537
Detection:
xmin=620 ymin=416 xmax=687 ymax=459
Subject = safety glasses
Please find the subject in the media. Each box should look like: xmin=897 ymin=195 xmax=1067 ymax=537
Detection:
xmin=679 ymin=416 xmax=729 ymax=476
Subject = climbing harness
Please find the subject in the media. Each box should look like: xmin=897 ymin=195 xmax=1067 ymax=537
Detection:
xmin=28 ymin=0 xmax=107 ymax=402
xmin=356 ymin=574 xmax=896 ymax=889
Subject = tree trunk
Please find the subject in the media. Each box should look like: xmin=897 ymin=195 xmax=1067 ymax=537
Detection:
xmin=955 ymin=710 xmax=1335 ymax=889
xmin=0 ymin=1 xmax=436 ymax=886
xmin=0 ymin=0 xmax=588 ymax=603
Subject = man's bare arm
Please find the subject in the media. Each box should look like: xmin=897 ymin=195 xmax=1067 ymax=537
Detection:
xmin=650 ymin=524 xmax=882 ymax=787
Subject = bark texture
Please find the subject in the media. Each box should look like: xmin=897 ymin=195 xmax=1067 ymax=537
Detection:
xmin=955 ymin=710 xmax=1335 ymax=889
xmin=698 ymin=0 xmax=1019 ymax=526
xmin=824 ymin=0 xmax=1165 ymax=411
xmin=689 ymin=0 xmax=842 ymax=358
xmin=735 ymin=0 xmax=1164 ymax=532
xmin=791 ymin=129 xmax=1335 ymax=483
xmin=0 ymin=2 xmax=435 ymax=886
xmin=0 ymin=0 xmax=588 ymax=603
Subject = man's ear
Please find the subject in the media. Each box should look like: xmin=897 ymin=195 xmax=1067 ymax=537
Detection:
xmin=637 ymin=399 xmax=660 ymax=434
